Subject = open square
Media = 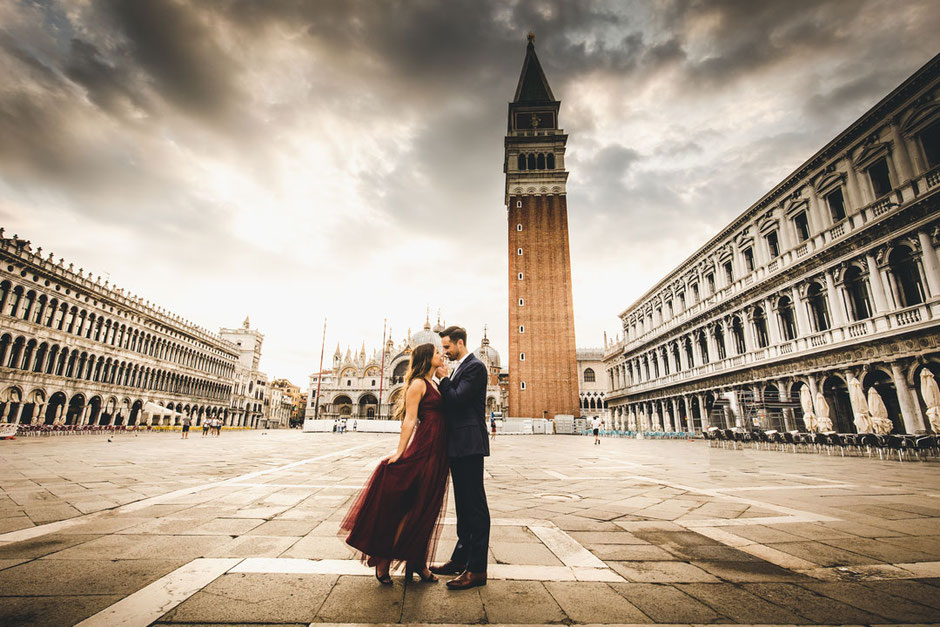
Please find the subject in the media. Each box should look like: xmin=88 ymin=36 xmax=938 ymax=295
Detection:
xmin=0 ymin=430 xmax=938 ymax=625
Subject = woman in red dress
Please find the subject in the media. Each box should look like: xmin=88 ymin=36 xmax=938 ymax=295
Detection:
xmin=340 ymin=342 xmax=449 ymax=584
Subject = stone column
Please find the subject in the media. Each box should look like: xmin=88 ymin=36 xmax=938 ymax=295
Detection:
xmin=808 ymin=190 xmax=826 ymax=230
xmin=777 ymin=214 xmax=794 ymax=254
xmin=844 ymin=163 xmax=864 ymax=213
xmin=697 ymin=393 xmax=709 ymax=428
xmin=890 ymin=362 xmax=925 ymax=433
xmin=79 ymin=404 xmax=91 ymax=427
xmin=824 ymin=270 xmax=846 ymax=327
xmin=741 ymin=316 xmax=755 ymax=354
xmin=778 ymin=380 xmax=791 ymax=431
xmin=764 ymin=299 xmax=781 ymax=345
xmin=865 ymin=253 xmax=889 ymax=313
xmin=715 ymin=327 xmax=729 ymax=361
xmin=691 ymin=336 xmax=702 ymax=367
xmin=917 ymin=230 xmax=940 ymax=298
xmin=883 ymin=266 xmax=900 ymax=309
xmin=791 ymin=285 xmax=810 ymax=336
xmin=888 ymin=123 xmax=914 ymax=184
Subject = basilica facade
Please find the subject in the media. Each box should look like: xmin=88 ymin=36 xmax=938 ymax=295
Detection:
xmin=604 ymin=56 xmax=940 ymax=436
xmin=305 ymin=317 xmax=505 ymax=421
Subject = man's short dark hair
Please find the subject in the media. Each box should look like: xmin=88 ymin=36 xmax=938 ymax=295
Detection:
xmin=439 ymin=325 xmax=467 ymax=345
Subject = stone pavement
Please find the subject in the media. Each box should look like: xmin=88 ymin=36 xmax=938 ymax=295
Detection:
xmin=0 ymin=431 xmax=939 ymax=626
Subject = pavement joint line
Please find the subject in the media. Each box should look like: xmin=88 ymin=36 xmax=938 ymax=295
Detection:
xmin=527 ymin=524 xmax=609 ymax=569
xmin=0 ymin=440 xmax=383 ymax=546
xmin=75 ymin=557 xmax=242 ymax=627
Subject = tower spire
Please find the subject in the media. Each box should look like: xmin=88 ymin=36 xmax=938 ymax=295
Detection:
xmin=513 ymin=32 xmax=555 ymax=104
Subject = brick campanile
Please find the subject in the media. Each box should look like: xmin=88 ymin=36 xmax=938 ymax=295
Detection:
xmin=505 ymin=33 xmax=580 ymax=420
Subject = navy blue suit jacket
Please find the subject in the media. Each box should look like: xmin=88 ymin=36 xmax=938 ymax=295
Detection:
xmin=438 ymin=353 xmax=490 ymax=459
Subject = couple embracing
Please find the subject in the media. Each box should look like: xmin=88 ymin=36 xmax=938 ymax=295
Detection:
xmin=340 ymin=326 xmax=490 ymax=590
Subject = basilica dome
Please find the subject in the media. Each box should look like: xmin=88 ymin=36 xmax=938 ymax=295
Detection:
xmin=410 ymin=318 xmax=442 ymax=349
xmin=473 ymin=334 xmax=500 ymax=369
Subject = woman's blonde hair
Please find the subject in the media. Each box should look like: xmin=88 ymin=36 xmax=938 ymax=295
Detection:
xmin=392 ymin=343 xmax=436 ymax=421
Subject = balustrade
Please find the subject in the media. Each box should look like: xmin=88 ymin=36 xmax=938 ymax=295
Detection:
xmin=847 ymin=321 xmax=870 ymax=338
xmin=895 ymin=306 xmax=922 ymax=326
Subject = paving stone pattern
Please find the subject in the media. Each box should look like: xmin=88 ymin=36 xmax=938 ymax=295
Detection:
xmin=0 ymin=430 xmax=938 ymax=625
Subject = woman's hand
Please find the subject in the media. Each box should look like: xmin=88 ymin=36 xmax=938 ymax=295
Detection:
xmin=435 ymin=365 xmax=448 ymax=379
xmin=386 ymin=452 xmax=402 ymax=464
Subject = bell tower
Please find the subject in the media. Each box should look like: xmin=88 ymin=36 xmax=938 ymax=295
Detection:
xmin=505 ymin=33 xmax=580 ymax=420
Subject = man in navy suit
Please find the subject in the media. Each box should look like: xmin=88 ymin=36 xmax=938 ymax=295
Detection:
xmin=431 ymin=326 xmax=490 ymax=590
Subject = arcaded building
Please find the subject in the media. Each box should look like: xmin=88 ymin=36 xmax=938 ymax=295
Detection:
xmin=0 ymin=232 xmax=239 ymax=427
xmin=505 ymin=34 xmax=580 ymax=420
xmin=604 ymin=55 xmax=940 ymax=435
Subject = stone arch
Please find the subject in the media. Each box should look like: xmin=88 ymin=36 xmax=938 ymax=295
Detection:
xmin=65 ymin=393 xmax=86 ymax=426
xmin=45 ymin=391 xmax=67 ymax=425
xmin=358 ymin=393 xmax=378 ymax=418
xmin=332 ymin=394 xmax=353 ymax=416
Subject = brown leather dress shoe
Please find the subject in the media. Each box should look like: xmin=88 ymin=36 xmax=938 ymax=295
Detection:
xmin=446 ymin=570 xmax=486 ymax=590
xmin=430 ymin=560 xmax=466 ymax=576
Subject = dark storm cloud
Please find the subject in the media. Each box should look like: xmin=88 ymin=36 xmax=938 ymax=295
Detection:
xmin=63 ymin=38 xmax=144 ymax=116
xmin=104 ymin=0 xmax=241 ymax=119
xmin=1 ymin=0 xmax=939 ymax=381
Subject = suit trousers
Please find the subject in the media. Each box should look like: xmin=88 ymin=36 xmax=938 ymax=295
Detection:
xmin=448 ymin=454 xmax=490 ymax=572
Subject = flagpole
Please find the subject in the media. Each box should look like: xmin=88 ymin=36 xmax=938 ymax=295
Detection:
xmin=377 ymin=318 xmax=387 ymax=419
xmin=314 ymin=317 xmax=326 ymax=420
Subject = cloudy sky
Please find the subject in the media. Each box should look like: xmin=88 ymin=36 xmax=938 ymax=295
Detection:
xmin=2 ymin=1 xmax=938 ymax=387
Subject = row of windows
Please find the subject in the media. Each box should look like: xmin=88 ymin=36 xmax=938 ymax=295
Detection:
xmin=0 ymin=280 xmax=235 ymax=378
xmin=612 ymin=244 xmax=929 ymax=388
xmin=516 ymin=153 xmax=556 ymax=171
xmin=0 ymin=333 xmax=232 ymax=400
xmin=626 ymin=118 xmax=939 ymax=340
xmin=629 ymin=221 xmax=916 ymax=340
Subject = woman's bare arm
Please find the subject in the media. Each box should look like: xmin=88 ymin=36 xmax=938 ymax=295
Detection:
xmin=389 ymin=379 xmax=425 ymax=463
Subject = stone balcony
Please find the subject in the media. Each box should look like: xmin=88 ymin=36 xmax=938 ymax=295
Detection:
xmin=619 ymin=169 xmax=937 ymax=355
xmin=607 ymin=297 xmax=939 ymax=399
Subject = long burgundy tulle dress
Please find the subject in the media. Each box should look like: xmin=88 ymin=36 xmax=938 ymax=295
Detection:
xmin=341 ymin=380 xmax=449 ymax=568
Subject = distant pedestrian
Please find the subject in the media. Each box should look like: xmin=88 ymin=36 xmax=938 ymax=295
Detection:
xmin=592 ymin=416 xmax=600 ymax=445
xmin=202 ymin=419 xmax=210 ymax=437
xmin=213 ymin=417 xmax=222 ymax=437
xmin=181 ymin=415 xmax=191 ymax=439
xmin=490 ymin=416 xmax=497 ymax=441
xmin=352 ymin=419 xmax=358 ymax=432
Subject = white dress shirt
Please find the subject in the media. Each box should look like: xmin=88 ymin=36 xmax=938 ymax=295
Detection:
xmin=448 ymin=352 xmax=470 ymax=380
